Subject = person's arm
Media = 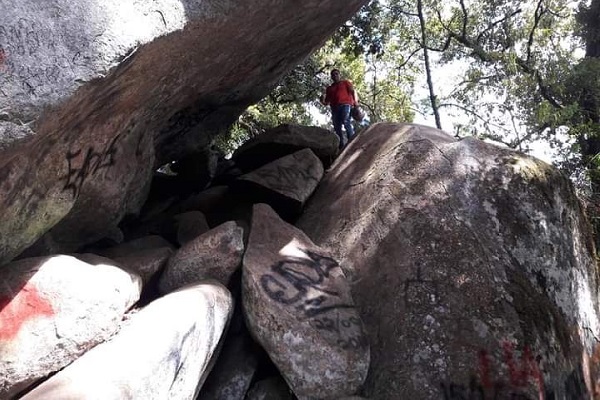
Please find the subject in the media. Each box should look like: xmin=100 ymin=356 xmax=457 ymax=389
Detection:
xmin=320 ymin=87 xmax=330 ymax=106
xmin=347 ymin=81 xmax=358 ymax=105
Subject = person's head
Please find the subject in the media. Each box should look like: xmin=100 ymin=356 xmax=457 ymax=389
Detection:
xmin=330 ymin=69 xmax=341 ymax=83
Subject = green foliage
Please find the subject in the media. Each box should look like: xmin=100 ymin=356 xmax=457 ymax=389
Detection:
xmin=216 ymin=18 xmax=415 ymax=154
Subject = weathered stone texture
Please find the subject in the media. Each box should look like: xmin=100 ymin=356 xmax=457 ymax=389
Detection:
xmin=20 ymin=282 xmax=233 ymax=400
xmin=297 ymin=123 xmax=600 ymax=399
xmin=0 ymin=254 xmax=141 ymax=398
xmin=243 ymin=204 xmax=369 ymax=399
xmin=0 ymin=0 xmax=368 ymax=265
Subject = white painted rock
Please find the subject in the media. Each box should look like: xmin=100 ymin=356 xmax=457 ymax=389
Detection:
xmin=0 ymin=255 xmax=142 ymax=398
xmin=21 ymin=281 xmax=233 ymax=400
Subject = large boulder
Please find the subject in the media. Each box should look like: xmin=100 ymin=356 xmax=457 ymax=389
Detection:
xmin=0 ymin=254 xmax=142 ymax=398
xmin=0 ymin=0 xmax=368 ymax=265
xmin=159 ymin=221 xmax=245 ymax=294
xmin=297 ymin=123 xmax=600 ymax=399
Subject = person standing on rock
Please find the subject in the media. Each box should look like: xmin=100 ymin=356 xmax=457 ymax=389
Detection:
xmin=320 ymin=68 xmax=358 ymax=150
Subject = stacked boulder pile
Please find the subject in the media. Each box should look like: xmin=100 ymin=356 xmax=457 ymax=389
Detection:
xmin=1 ymin=125 xmax=369 ymax=399
xmin=1 ymin=122 xmax=600 ymax=399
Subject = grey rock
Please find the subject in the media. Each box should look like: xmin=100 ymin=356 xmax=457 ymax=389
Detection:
xmin=233 ymin=149 xmax=324 ymax=220
xmin=159 ymin=221 xmax=244 ymax=293
xmin=197 ymin=332 xmax=259 ymax=400
xmin=245 ymin=376 xmax=294 ymax=400
xmin=20 ymin=281 xmax=233 ymax=400
xmin=232 ymin=124 xmax=339 ymax=171
xmin=297 ymin=122 xmax=600 ymax=399
xmin=113 ymin=247 xmax=173 ymax=284
xmin=98 ymin=235 xmax=175 ymax=259
xmin=242 ymin=204 xmax=369 ymax=399
xmin=0 ymin=121 xmax=34 ymax=151
xmin=0 ymin=0 xmax=368 ymax=265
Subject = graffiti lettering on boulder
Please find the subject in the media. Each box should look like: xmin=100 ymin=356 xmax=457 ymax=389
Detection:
xmin=260 ymin=250 xmax=367 ymax=349
xmin=260 ymin=250 xmax=349 ymax=316
xmin=61 ymin=135 xmax=120 ymax=198
xmin=314 ymin=315 xmax=368 ymax=349
xmin=0 ymin=282 xmax=55 ymax=341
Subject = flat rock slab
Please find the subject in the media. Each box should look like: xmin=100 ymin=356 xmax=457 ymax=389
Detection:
xmin=0 ymin=255 xmax=141 ymax=398
xmin=242 ymin=204 xmax=369 ymax=399
xmin=233 ymin=149 xmax=323 ymax=220
xmin=21 ymin=281 xmax=233 ymax=400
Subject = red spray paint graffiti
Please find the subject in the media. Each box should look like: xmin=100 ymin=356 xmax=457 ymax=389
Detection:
xmin=0 ymin=283 xmax=55 ymax=341
xmin=501 ymin=341 xmax=545 ymax=395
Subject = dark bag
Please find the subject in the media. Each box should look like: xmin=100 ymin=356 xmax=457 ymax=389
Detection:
xmin=351 ymin=105 xmax=365 ymax=122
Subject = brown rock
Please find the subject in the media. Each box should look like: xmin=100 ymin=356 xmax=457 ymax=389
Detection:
xmin=173 ymin=211 xmax=210 ymax=246
xmin=0 ymin=0 xmax=368 ymax=265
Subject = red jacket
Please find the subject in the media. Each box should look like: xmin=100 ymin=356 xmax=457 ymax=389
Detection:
xmin=325 ymin=80 xmax=355 ymax=107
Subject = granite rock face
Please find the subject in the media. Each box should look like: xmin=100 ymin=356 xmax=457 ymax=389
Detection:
xmin=2 ymin=121 xmax=600 ymax=399
xmin=298 ymin=123 xmax=600 ymax=399
xmin=0 ymin=0 xmax=368 ymax=265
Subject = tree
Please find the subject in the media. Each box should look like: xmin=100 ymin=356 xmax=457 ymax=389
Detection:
xmin=340 ymin=0 xmax=600 ymax=243
xmin=216 ymin=21 xmax=415 ymax=155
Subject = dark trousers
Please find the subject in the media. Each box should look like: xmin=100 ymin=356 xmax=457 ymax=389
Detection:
xmin=331 ymin=104 xmax=354 ymax=149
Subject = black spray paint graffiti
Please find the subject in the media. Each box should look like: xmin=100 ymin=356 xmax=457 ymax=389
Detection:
xmin=314 ymin=314 xmax=368 ymax=349
xmin=61 ymin=135 xmax=120 ymax=198
xmin=260 ymin=250 xmax=367 ymax=349
xmin=260 ymin=250 xmax=349 ymax=316
xmin=404 ymin=263 xmax=441 ymax=308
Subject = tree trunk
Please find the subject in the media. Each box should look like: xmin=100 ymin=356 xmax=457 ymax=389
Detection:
xmin=579 ymin=0 xmax=600 ymax=181
xmin=578 ymin=0 xmax=600 ymax=249
xmin=417 ymin=0 xmax=442 ymax=129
